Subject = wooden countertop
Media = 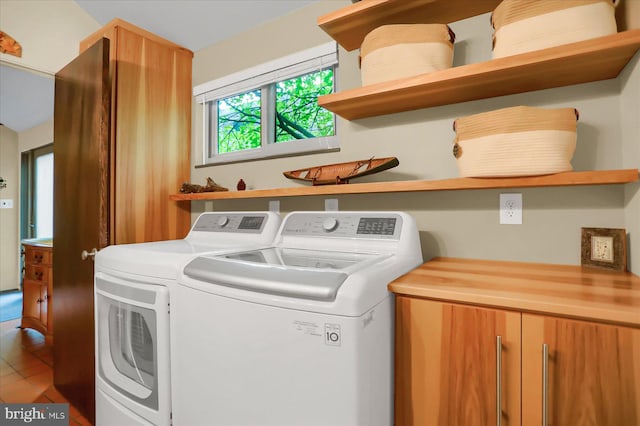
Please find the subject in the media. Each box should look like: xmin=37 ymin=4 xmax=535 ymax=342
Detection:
xmin=21 ymin=238 xmax=53 ymax=248
xmin=389 ymin=257 xmax=640 ymax=327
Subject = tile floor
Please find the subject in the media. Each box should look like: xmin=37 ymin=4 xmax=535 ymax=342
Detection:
xmin=0 ymin=319 xmax=92 ymax=425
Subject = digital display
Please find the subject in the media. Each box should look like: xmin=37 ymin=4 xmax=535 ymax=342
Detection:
xmin=356 ymin=218 xmax=396 ymax=235
xmin=239 ymin=216 xmax=264 ymax=230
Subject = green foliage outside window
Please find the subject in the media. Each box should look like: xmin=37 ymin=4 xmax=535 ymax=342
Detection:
xmin=216 ymin=68 xmax=334 ymax=154
xmin=275 ymin=69 xmax=335 ymax=142
xmin=218 ymin=90 xmax=261 ymax=153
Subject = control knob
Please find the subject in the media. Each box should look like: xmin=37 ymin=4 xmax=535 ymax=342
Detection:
xmin=322 ymin=218 xmax=339 ymax=232
xmin=218 ymin=216 xmax=229 ymax=227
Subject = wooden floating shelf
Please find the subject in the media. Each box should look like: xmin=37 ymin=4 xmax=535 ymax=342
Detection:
xmin=318 ymin=0 xmax=502 ymax=52
xmin=170 ymin=169 xmax=639 ymax=201
xmin=318 ymin=30 xmax=640 ymax=120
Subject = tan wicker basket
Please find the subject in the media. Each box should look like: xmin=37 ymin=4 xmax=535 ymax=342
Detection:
xmin=491 ymin=0 xmax=618 ymax=58
xmin=360 ymin=24 xmax=455 ymax=86
xmin=453 ymin=106 xmax=579 ymax=178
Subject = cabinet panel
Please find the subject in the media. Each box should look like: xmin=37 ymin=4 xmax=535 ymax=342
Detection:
xmin=22 ymin=279 xmax=42 ymax=322
xmin=522 ymin=314 xmax=640 ymax=426
xmin=40 ymin=285 xmax=48 ymax=328
xmin=113 ymin=27 xmax=192 ymax=244
xmin=395 ymin=297 xmax=521 ymax=426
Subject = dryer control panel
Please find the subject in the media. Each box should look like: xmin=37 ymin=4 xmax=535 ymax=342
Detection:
xmin=281 ymin=212 xmax=402 ymax=239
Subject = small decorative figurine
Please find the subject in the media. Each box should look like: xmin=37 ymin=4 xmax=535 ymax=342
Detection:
xmin=237 ymin=179 xmax=246 ymax=191
xmin=179 ymin=177 xmax=228 ymax=193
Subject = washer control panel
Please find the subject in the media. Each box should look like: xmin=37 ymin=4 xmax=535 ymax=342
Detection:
xmin=282 ymin=213 xmax=402 ymax=239
xmin=191 ymin=213 xmax=267 ymax=233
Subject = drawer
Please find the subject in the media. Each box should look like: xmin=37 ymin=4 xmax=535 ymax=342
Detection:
xmin=25 ymin=264 xmax=50 ymax=283
xmin=26 ymin=249 xmax=52 ymax=265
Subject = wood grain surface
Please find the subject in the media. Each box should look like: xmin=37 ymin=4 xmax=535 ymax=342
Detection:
xmin=395 ymin=297 xmax=521 ymax=426
xmin=53 ymin=38 xmax=111 ymax=424
xmin=521 ymin=314 xmax=640 ymax=426
xmin=318 ymin=30 xmax=640 ymax=120
xmin=170 ymin=169 xmax=639 ymax=201
xmin=389 ymin=257 xmax=640 ymax=327
xmin=318 ymin=0 xmax=502 ymax=51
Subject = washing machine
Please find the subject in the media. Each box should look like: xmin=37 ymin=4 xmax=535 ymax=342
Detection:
xmin=172 ymin=211 xmax=423 ymax=426
xmin=93 ymin=211 xmax=281 ymax=426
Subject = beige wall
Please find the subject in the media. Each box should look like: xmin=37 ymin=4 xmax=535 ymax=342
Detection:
xmin=0 ymin=119 xmax=54 ymax=292
xmin=191 ymin=0 xmax=639 ymax=272
xmin=0 ymin=0 xmax=98 ymax=74
xmin=0 ymin=126 xmax=20 ymax=291
xmin=19 ymin=119 xmax=54 ymax=153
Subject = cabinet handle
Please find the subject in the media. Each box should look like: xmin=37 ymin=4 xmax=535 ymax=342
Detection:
xmin=36 ymin=298 xmax=42 ymax=304
xmin=542 ymin=343 xmax=549 ymax=426
xmin=496 ymin=335 xmax=502 ymax=426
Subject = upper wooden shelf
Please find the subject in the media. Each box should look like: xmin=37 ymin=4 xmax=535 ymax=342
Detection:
xmin=318 ymin=30 xmax=640 ymax=120
xmin=170 ymin=169 xmax=638 ymax=201
xmin=317 ymin=0 xmax=502 ymax=51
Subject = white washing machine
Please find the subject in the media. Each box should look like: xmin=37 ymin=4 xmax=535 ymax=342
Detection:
xmin=172 ymin=211 xmax=423 ymax=426
xmin=93 ymin=211 xmax=281 ymax=426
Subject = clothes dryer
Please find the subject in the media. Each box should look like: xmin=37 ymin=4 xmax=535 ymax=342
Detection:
xmin=94 ymin=212 xmax=280 ymax=426
xmin=172 ymin=211 xmax=423 ymax=426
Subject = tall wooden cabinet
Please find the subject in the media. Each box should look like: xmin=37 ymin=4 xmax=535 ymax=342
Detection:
xmin=79 ymin=18 xmax=192 ymax=244
xmin=390 ymin=258 xmax=640 ymax=426
xmin=53 ymin=19 xmax=192 ymax=423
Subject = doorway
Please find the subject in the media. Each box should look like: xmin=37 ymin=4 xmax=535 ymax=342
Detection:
xmin=20 ymin=143 xmax=54 ymax=288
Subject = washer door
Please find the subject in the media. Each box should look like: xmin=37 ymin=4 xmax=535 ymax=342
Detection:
xmin=96 ymin=275 xmax=165 ymax=411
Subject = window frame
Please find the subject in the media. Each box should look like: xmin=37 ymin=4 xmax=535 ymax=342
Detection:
xmin=194 ymin=42 xmax=339 ymax=166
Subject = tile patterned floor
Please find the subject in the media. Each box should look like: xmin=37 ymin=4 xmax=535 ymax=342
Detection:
xmin=0 ymin=319 xmax=92 ymax=425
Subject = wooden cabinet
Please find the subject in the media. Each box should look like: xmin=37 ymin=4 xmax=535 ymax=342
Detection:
xmin=53 ymin=19 xmax=193 ymax=422
xmin=521 ymin=314 xmax=640 ymax=426
xmin=390 ymin=258 xmax=640 ymax=426
xmin=395 ymin=297 xmax=521 ymax=426
xmin=21 ymin=240 xmax=53 ymax=344
xmin=395 ymin=298 xmax=640 ymax=426
xmin=79 ymin=18 xmax=193 ymax=244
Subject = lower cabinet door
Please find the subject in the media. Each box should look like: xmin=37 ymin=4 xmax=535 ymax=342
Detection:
xmin=394 ymin=297 xmax=522 ymax=426
xmin=40 ymin=285 xmax=48 ymax=328
xmin=22 ymin=279 xmax=43 ymax=323
xmin=522 ymin=314 xmax=640 ymax=426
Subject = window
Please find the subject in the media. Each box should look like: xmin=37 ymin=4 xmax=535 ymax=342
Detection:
xmin=195 ymin=42 xmax=339 ymax=165
xmin=20 ymin=144 xmax=53 ymax=240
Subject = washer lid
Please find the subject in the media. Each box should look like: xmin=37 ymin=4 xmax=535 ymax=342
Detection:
xmin=96 ymin=240 xmax=256 ymax=280
xmin=182 ymin=248 xmax=387 ymax=301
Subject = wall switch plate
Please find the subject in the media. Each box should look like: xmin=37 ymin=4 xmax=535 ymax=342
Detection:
xmin=500 ymin=193 xmax=522 ymax=225
xmin=0 ymin=199 xmax=13 ymax=209
xmin=325 ymin=198 xmax=339 ymax=211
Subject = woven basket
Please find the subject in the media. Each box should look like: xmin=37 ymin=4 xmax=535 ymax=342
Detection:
xmin=452 ymin=106 xmax=579 ymax=178
xmin=492 ymin=0 xmax=618 ymax=58
xmin=360 ymin=24 xmax=455 ymax=86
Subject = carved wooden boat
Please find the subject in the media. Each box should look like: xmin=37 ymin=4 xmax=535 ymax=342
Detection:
xmin=283 ymin=156 xmax=399 ymax=185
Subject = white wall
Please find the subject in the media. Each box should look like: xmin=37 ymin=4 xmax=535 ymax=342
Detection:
xmin=191 ymin=0 xmax=639 ymax=272
xmin=0 ymin=126 xmax=20 ymax=291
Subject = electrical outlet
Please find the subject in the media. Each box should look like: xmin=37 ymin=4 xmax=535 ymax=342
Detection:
xmin=325 ymin=198 xmax=339 ymax=211
xmin=500 ymin=193 xmax=522 ymax=225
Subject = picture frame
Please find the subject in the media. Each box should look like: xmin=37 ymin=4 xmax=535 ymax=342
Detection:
xmin=580 ymin=227 xmax=627 ymax=272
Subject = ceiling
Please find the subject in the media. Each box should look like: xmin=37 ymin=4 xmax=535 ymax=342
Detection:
xmin=0 ymin=0 xmax=317 ymax=133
